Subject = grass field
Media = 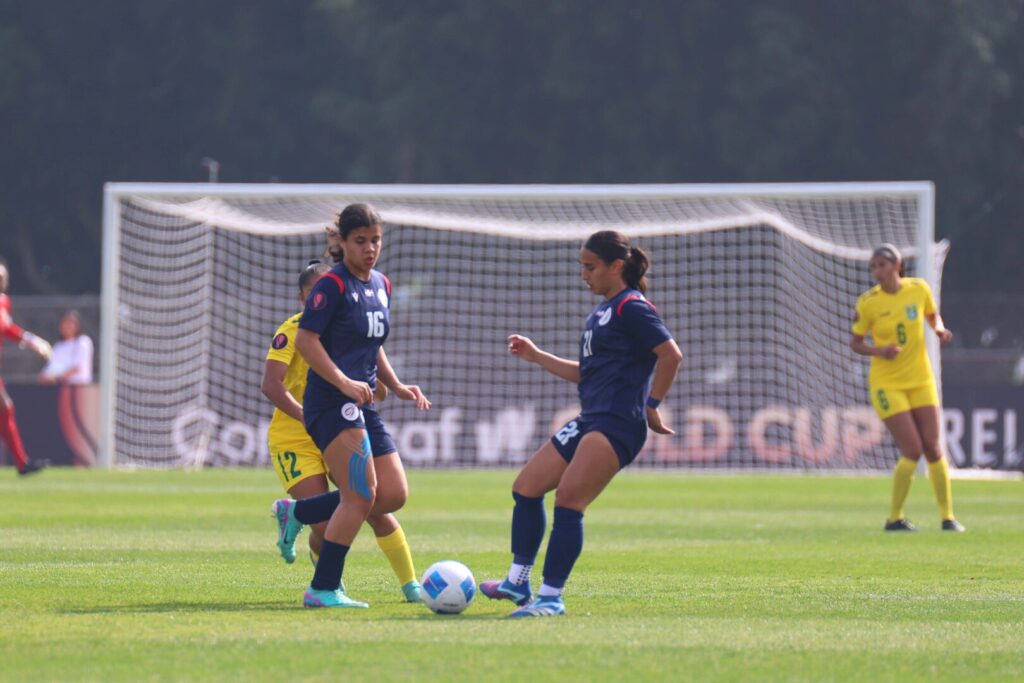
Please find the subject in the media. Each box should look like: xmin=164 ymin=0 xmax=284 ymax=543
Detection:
xmin=1 ymin=468 xmax=1022 ymax=682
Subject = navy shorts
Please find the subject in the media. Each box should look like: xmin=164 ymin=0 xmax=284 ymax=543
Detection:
xmin=550 ymin=414 xmax=647 ymax=469
xmin=305 ymin=402 xmax=397 ymax=457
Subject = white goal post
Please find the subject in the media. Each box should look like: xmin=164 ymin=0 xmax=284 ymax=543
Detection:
xmin=100 ymin=182 xmax=944 ymax=470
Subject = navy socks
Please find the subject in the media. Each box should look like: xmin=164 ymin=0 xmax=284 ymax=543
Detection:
xmin=293 ymin=490 xmax=340 ymax=524
xmin=310 ymin=539 xmax=349 ymax=591
xmin=510 ymin=492 xmax=546 ymax=565
xmin=541 ymin=506 xmax=584 ymax=589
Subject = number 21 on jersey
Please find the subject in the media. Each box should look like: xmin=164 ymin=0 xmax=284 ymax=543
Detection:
xmin=582 ymin=330 xmax=594 ymax=358
xmin=366 ymin=311 xmax=385 ymax=338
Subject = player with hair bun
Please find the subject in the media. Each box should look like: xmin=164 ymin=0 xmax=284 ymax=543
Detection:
xmin=481 ymin=230 xmax=683 ymax=617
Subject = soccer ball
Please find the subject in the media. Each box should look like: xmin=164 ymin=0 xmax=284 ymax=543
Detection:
xmin=421 ymin=560 xmax=476 ymax=614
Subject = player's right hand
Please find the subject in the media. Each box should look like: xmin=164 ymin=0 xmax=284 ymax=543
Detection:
xmin=22 ymin=333 xmax=52 ymax=361
xmin=507 ymin=334 xmax=539 ymax=363
xmin=879 ymin=344 xmax=901 ymax=360
xmin=341 ymin=378 xmax=373 ymax=405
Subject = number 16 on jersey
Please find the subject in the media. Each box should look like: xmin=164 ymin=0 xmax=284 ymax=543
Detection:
xmin=366 ymin=311 xmax=385 ymax=338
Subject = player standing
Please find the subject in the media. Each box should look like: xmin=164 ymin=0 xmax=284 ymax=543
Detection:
xmin=850 ymin=243 xmax=964 ymax=532
xmin=263 ymin=260 xmax=421 ymax=602
xmin=271 ymin=204 xmax=430 ymax=608
xmin=0 ymin=261 xmax=52 ymax=476
xmin=481 ymin=231 xmax=683 ymax=617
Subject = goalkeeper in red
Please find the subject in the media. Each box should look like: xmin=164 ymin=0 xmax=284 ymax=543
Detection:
xmin=850 ymin=244 xmax=964 ymax=532
xmin=481 ymin=231 xmax=682 ymax=617
xmin=0 ymin=261 xmax=52 ymax=476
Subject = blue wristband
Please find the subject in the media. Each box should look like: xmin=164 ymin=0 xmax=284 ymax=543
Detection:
xmin=646 ymin=396 xmax=662 ymax=410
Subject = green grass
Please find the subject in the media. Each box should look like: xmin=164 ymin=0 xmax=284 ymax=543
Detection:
xmin=1 ymin=469 xmax=1023 ymax=682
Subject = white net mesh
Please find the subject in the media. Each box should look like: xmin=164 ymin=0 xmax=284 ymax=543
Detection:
xmin=105 ymin=185 xmax=944 ymax=469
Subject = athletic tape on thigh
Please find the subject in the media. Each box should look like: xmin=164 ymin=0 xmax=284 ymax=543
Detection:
xmin=348 ymin=435 xmax=372 ymax=499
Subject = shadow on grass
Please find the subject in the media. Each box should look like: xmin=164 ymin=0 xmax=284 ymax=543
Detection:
xmin=60 ymin=602 xmax=504 ymax=619
xmin=60 ymin=600 xmax=296 ymax=614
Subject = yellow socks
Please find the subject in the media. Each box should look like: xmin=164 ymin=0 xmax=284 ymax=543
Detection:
xmin=889 ymin=457 xmax=917 ymax=522
xmin=376 ymin=526 xmax=417 ymax=586
xmin=928 ymin=458 xmax=955 ymax=521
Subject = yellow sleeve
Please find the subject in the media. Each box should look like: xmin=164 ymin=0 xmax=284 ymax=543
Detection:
xmin=920 ymin=280 xmax=936 ymax=316
xmin=851 ymin=296 xmax=871 ymax=336
xmin=265 ymin=315 xmax=300 ymax=364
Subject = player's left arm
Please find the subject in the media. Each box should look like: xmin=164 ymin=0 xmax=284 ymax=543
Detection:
xmin=646 ymin=338 xmax=683 ymax=435
xmin=621 ymin=298 xmax=682 ymax=435
xmin=921 ymin=280 xmax=952 ymax=346
xmin=926 ymin=312 xmax=953 ymax=346
xmin=376 ymin=347 xmax=430 ymax=410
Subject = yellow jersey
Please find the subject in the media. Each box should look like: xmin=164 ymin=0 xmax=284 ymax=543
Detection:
xmin=265 ymin=313 xmax=312 ymax=445
xmin=852 ymin=277 xmax=937 ymax=388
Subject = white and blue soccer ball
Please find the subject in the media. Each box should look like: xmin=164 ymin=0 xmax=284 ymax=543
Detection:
xmin=421 ymin=560 xmax=476 ymax=614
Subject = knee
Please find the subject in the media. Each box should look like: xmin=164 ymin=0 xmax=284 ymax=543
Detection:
xmin=552 ymin=490 xmax=585 ymax=513
xmin=375 ymin=488 xmax=407 ymax=514
xmin=512 ymin=477 xmax=545 ymax=499
xmin=343 ymin=487 xmax=377 ymax=516
xmin=922 ymin=440 xmax=943 ymax=462
xmin=899 ymin=439 xmax=924 ymax=460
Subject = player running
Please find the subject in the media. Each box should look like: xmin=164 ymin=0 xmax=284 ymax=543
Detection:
xmin=0 ymin=261 xmax=52 ymax=476
xmin=270 ymin=204 xmax=430 ymax=608
xmin=481 ymin=231 xmax=683 ymax=617
xmin=851 ymin=243 xmax=964 ymax=532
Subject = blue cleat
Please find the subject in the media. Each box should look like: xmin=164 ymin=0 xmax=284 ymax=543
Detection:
xmin=509 ymin=595 xmax=566 ymax=618
xmin=479 ymin=578 xmax=532 ymax=606
xmin=402 ymin=580 xmax=423 ymax=603
xmin=271 ymin=498 xmax=303 ymax=564
xmin=303 ymin=586 xmax=369 ymax=609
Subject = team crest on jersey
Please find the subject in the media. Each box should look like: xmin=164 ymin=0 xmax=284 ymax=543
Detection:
xmin=597 ymin=308 xmax=612 ymax=326
xmin=341 ymin=403 xmax=361 ymax=422
xmin=272 ymin=333 xmax=288 ymax=350
xmin=905 ymin=304 xmax=918 ymax=320
xmin=310 ymin=291 xmax=327 ymax=311
xmin=377 ymin=288 xmax=388 ymax=307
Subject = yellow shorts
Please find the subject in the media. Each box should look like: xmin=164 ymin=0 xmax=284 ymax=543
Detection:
xmin=269 ymin=437 xmax=329 ymax=492
xmin=869 ymin=382 xmax=939 ymax=420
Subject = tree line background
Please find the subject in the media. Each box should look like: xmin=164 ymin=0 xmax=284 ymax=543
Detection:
xmin=1 ymin=0 xmax=1021 ymax=298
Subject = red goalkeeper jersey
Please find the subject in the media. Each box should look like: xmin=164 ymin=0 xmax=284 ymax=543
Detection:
xmin=0 ymin=293 xmax=26 ymax=368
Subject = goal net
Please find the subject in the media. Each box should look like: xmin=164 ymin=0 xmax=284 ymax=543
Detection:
xmin=100 ymin=183 xmax=945 ymax=470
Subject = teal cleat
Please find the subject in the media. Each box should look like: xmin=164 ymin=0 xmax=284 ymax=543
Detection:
xmin=480 ymin=578 xmax=532 ymax=606
xmin=271 ymin=499 xmax=303 ymax=564
xmin=303 ymin=586 xmax=369 ymax=609
xmin=401 ymin=580 xmax=423 ymax=603
xmin=509 ymin=595 xmax=566 ymax=618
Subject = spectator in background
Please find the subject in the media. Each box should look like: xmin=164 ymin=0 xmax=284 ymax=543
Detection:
xmin=39 ymin=310 xmax=93 ymax=385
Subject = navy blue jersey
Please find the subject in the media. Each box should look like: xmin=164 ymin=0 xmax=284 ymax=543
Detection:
xmin=578 ymin=289 xmax=673 ymax=422
xmin=299 ymin=263 xmax=391 ymax=411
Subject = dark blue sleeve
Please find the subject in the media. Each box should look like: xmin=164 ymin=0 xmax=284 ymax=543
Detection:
xmin=299 ymin=273 xmax=345 ymax=335
xmin=620 ymin=298 xmax=672 ymax=350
